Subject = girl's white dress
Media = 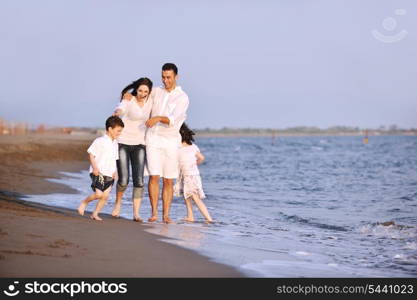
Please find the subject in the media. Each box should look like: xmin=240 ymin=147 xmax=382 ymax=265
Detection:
xmin=174 ymin=143 xmax=206 ymax=199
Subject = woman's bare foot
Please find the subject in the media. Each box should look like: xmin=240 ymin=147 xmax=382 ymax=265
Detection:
xmin=90 ymin=214 xmax=103 ymax=221
xmin=205 ymin=219 xmax=214 ymax=224
xmin=183 ymin=217 xmax=194 ymax=222
xmin=111 ymin=207 xmax=121 ymax=218
xmin=148 ymin=215 xmax=157 ymax=222
xmin=163 ymin=217 xmax=174 ymax=224
xmin=133 ymin=216 xmax=143 ymax=223
xmin=77 ymin=201 xmax=87 ymax=216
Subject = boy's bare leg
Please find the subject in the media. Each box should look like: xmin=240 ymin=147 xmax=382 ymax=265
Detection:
xmin=191 ymin=194 xmax=213 ymax=223
xmin=184 ymin=196 xmax=194 ymax=222
xmin=162 ymin=178 xmax=174 ymax=224
xmin=148 ymin=175 xmax=160 ymax=222
xmin=91 ymin=187 xmax=111 ymax=221
xmin=78 ymin=191 xmax=102 ymax=216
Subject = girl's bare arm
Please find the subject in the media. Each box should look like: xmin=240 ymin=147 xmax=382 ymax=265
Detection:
xmin=196 ymin=151 xmax=205 ymax=165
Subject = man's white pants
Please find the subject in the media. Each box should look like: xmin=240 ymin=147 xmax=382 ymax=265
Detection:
xmin=146 ymin=145 xmax=179 ymax=179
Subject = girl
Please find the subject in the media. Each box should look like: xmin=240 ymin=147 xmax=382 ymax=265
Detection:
xmin=174 ymin=123 xmax=213 ymax=223
xmin=111 ymin=77 xmax=153 ymax=222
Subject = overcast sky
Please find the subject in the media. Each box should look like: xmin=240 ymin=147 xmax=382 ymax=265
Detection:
xmin=1 ymin=0 xmax=416 ymax=129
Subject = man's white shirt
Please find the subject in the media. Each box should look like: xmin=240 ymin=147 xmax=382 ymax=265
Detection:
xmin=146 ymin=86 xmax=189 ymax=149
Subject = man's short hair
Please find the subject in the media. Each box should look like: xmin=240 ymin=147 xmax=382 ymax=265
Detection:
xmin=162 ymin=63 xmax=178 ymax=75
xmin=105 ymin=116 xmax=124 ymax=131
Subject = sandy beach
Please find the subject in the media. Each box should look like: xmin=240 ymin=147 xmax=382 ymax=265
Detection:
xmin=0 ymin=134 xmax=243 ymax=277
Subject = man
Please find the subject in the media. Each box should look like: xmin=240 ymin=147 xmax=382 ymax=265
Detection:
xmin=145 ymin=63 xmax=189 ymax=223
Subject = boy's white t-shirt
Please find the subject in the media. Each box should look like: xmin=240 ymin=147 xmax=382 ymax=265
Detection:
xmin=178 ymin=143 xmax=200 ymax=175
xmin=87 ymin=134 xmax=119 ymax=177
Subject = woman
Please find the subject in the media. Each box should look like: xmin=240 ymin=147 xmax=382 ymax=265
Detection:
xmin=111 ymin=77 xmax=153 ymax=222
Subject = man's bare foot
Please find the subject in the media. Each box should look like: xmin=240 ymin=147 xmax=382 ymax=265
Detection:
xmin=163 ymin=217 xmax=174 ymax=224
xmin=77 ymin=201 xmax=87 ymax=216
xmin=183 ymin=217 xmax=194 ymax=222
xmin=205 ymin=219 xmax=214 ymax=224
xmin=148 ymin=215 xmax=157 ymax=222
xmin=90 ymin=215 xmax=103 ymax=221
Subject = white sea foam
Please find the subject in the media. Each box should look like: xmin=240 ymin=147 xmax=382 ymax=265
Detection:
xmin=295 ymin=251 xmax=311 ymax=256
xmin=359 ymin=224 xmax=417 ymax=239
xmin=394 ymin=254 xmax=407 ymax=260
xmin=240 ymin=259 xmax=384 ymax=277
xmin=404 ymin=242 xmax=417 ymax=250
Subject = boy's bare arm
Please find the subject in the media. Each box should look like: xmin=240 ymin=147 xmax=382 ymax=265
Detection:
xmin=89 ymin=153 xmax=100 ymax=175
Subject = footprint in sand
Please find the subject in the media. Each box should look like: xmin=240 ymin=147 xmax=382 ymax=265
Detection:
xmin=1 ymin=249 xmax=72 ymax=258
xmin=48 ymin=239 xmax=75 ymax=249
xmin=26 ymin=233 xmax=44 ymax=238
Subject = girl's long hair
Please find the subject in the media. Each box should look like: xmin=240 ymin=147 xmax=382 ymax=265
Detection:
xmin=120 ymin=77 xmax=153 ymax=101
xmin=180 ymin=123 xmax=195 ymax=145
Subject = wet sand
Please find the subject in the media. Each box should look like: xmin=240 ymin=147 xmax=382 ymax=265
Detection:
xmin=0 ymin=134 xmax=243 ymax=277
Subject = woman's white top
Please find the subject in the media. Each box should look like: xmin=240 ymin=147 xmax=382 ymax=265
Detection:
xmin=115 ymin=96 xmax=152 ymax=145
xmin=178 ymin=143 xmax=201 ymax=176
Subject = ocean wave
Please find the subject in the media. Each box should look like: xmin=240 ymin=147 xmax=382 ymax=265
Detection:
xmin=278 ymin=213 xmax=349 ymax=232
xmin=358 ymin=222 xmax=417 ymax=239
xmin=399 ymin=192 xmax=417 ymax=201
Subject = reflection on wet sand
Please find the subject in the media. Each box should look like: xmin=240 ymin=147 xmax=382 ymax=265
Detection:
xmin=144 ymin=223 xmax=207 ymax=249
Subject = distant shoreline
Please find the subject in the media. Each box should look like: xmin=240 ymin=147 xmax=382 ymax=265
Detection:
xmin=2 ymin=120 xmax=416 ymax=138
xmin=195 ymin=132 xmax=417 ymax=138
xmin=1 ymin=131 xmax=416 ymax=140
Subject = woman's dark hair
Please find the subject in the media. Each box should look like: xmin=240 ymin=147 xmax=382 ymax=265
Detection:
xmin=120 ymin=77 xmax=153 ymax=101
xmin=162 ymin=63 xmax=178 ymax=75
xmin=180 ymin=123 xmax=195 ymax=145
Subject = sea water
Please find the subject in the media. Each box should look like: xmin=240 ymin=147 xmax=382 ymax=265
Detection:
xmin=26 ymin=136 xmax=417 ymax=277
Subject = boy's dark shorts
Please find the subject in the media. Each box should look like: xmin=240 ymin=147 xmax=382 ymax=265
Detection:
xmin=90 ymin=173 xmax=114 ymax=192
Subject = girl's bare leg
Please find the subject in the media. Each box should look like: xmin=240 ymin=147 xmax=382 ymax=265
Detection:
xmin=184 ymin=196 xmax=194 ymax=222
xmin=191 ymin=194 xmax=213 ymax=223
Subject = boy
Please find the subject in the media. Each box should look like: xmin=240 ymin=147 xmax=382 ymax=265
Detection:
xmin=77 ymin=116 xmax=124 ymax=221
